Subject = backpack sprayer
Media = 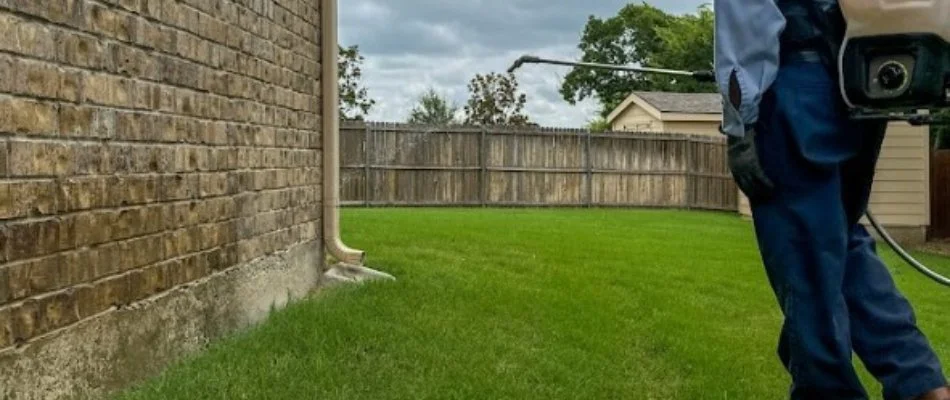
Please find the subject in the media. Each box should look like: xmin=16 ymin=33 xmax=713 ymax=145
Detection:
xmin=506 ymin=0 xmax=950 ymax=287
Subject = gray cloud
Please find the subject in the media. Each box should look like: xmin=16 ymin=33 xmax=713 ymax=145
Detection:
xmin=339 ymin=0 xmax=707 ymax=127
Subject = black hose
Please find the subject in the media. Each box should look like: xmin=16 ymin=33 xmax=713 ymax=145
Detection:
xmin=866 ymin=210 xmax=950 ymax=287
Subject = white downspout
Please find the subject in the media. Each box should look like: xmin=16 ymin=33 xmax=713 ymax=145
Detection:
xmin=321 ymin=0 xmax=364 ymax=265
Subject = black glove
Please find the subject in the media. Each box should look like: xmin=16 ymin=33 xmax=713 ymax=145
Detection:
xmin=727 ymin=127 xmax=775 ymax=203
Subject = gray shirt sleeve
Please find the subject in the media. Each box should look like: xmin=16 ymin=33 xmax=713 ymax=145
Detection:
xmin=714 ymin=0 xmax=787 ymax=137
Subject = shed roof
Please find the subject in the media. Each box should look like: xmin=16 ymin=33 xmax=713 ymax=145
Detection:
xmin=606 ymin=91 xmax=724 ymax=124
xmin=631 ymin=91 xmax=722 ymax=114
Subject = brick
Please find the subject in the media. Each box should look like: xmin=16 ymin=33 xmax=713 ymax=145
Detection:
xmin=74 ymin=143 xmax=104 ymax=176
xmin=153 ymin=115 xmax=176 ymax=142
xmin=48 ymin=0 xmax=80 ymax=25
xmin=126 ymin=269 xmax=147 ymax=302
xmin=180 ymin=253 xmax=209 ymax=283
xmin=0 ymin=14 xmax=19 ymax=53
xmin=38 ymin=292 xmax=79 ymax=334
xmin=162 ymin=259 xmax=186 ymax=287
xmin=59 ymin=177 xmax=104 ymax=212
xmin=60 ymin=71 xmax=82 ymax=102
xmin=58 ymin=105 xmax=95 ymax=137
xmin=117 ymin=13 xmax=136 ymax=42
xmin=162 ymin=231 xmax=181 ymax=259
xmin=209 ymin=149 xmax=227 ymax=172
xmin=190 ymin=147 xmax=211 ymax=171
xmin=74 ymin=212 xmax=112 ymax=247
xmin=11 ymin=299 xmax=39 ymax=342
xmin=9 ymin=141 xmax=69 ymax=176
xmin=95 ymin=109 xmax=116 ymax=139
xmin=117 ymin=0 xmax=139 ymax=13
xmin=112 ymin=240 xmax=136 ymax=273
xmin=143 ymin=205 xmax=164 ymax=235
xmin=132 ymin=81 xmax=155 ymax=110
xmin=111 ymin=208 xmax=145 ymax=241
xmin=206 ymin=247 xmax=226 ymax=272
xmin=77 ymin=275 xmax=130 ymax=318
xmin=132 ymin=235 xmax=163 ymax=269
xmin=158 ymin=86 xmax=176 ymax=113
xmin=114 ymin=78 xmax=132 ymax=106
xmin=176 ymin=90 xmax=198 ymax=117
xmin=112 ymin=43 xmax=144 ymax=77
xmin=6 ymin=262 xmax=29 ymax=300
xmin=115 ymin=112 xmax=143 ymax=141
xmin=134 ymin=18 xmax=158 ymax=49
xmin=17 ymin=21 xmax=56 ymax=60
xmin=169 ymin=200 xmax=200 ymax=228
xmin=0 ymin=307 xmax=11 ymax=349
xmin=1 ymin=98 xmax=59 ymax=136
xmin=26 ymin=255 xmax=65 ymax=295
xmin=198 ymin=224 xmax=221 ymax=251
xmin=93 ymin=243 xmax=120 ymax=277
xmin=0 ymin=56 xmax=13 ymax=94
xmin=59 ymin=250 xmax=96 ymax=286
xmin=4 ymin=180 xmax=59 ymax=218
xmin=0 ymin=184 xmax=17 ymax=220
xmin=86 ymin=3 xmax=118 ymax=38
xmin=107 ymin=175 xmax=159 ymax=206
xmin=138 ymin=262 xmax=169 ymax=296
xmin=58 ymin=33 xmax=104 ymax=69
xmin=162 ymin=174 xmax=199 ymax=201
xmin=141 ymin=0 xmax=163 ymax=19
xmin=101 ymin=143 xmax=132 ymax=174
xmin=132 ymin=145 xmax=164 ymax=173
xmin=83 ymin=74 xmax=114 ymax=105
xmin=178 ymin=226 xmax=200 ymax=256
xmin=7 ymin=218 xmax=71 ymax=260
xmin=16 ymin=61 xmax=60 ymax=99
xmin=0 ymin=267 xmax=9 ymax=304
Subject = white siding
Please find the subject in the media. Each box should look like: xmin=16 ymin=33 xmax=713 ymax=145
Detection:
xmin=610 ymin=105 xmax=663 ymax=132
xmin=662 ymin=121 xmax=720 ymax=136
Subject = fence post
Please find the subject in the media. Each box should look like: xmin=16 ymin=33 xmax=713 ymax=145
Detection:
xmin=685 ymin=137 xmax=694 ymax=210
xmin=364 ymin=122 xmax=372 ymax=207
xmin=586 ymin=130 xmax=593 ymax=207
xmin=480 ymin=127 xmax=488 ymax=207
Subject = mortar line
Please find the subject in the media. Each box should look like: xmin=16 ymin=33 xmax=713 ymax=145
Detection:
xmin=0 ymin=179 xmax=320 ymax=225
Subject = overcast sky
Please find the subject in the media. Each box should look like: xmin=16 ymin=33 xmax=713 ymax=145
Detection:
xmin=339 ymin=1 xmax=708 ymax=127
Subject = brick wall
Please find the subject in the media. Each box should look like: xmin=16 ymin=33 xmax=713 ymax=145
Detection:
xmin=0 ymin=0 xmax=323 ymax=351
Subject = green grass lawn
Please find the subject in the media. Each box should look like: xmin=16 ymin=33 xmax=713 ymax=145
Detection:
xmin=114 ymin=208 xmax=950 ymax=400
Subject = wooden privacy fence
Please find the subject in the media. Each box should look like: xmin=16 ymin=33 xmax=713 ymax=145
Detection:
xmin=931 ymin=150 xmax=950 ymax=239
xmin=340 ymin=121 xmax=739 ymax=211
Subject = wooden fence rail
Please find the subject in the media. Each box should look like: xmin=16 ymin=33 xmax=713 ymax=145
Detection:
xmin=340 ymin=121 xmax=739 ymax=211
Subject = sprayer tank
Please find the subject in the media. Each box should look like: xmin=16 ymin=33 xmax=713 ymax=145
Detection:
xmin=840 ymin=0 xmax=950 ymax=43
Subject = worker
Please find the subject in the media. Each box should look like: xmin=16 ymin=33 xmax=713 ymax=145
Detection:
xmin=714 ymin=0 xmax=949 ymax=399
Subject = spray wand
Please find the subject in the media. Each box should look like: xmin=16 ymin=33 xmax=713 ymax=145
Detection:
xmin=508 ymin=54 xmax=950 ymax=288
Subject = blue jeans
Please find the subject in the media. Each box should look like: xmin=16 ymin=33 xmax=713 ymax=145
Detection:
xmin=749 ymin=59 xmax=947 ymax=399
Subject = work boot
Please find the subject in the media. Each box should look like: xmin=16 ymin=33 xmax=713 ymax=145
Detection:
xmin=914 ymin=386 xmax=950 ymax=400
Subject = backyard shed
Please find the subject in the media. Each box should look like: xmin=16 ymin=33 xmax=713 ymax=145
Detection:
xmin=606 ymin=91 xmax=932 ymax=243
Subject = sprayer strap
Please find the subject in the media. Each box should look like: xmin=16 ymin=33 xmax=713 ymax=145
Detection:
xmin=802 ymin=1 xmax=845 ymax=80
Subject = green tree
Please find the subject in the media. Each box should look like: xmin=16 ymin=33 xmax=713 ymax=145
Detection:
xmin=586 ymin=117 xmax=611 ymax=133
xmin=463 ymin=72 xmax=531 ymax=126
xmin=560 ymin=3 xmax=715 ymax=117
xmin=408 ymin=88 xmax=459 ymax=125
xmin=339 ymin=45 xmax=376 ymax=121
